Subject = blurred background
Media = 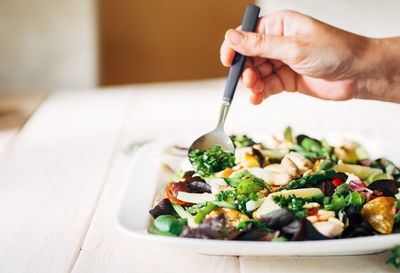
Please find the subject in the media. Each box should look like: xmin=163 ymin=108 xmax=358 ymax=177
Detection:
xmin=1 ymin=0 xmax=399 ymax=93
xmin=0 ymin=0 xmax=399 ymax=151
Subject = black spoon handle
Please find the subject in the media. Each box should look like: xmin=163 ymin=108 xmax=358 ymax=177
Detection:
xmin=222 ymin=4 xmax=260 ymax=103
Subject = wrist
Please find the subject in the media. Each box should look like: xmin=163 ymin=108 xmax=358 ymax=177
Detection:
xmin=355 ymin=37 xmax=400 ymax=102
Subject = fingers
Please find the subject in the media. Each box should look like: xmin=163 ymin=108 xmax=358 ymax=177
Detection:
xmin=224 ymin=29 xmax=296 ymax=62
xmin=250 ymin=92 xmax=264 ymax=105
xmin=242 ymin=67 xmax=256 ymax=88
xmin=261 ymin=73 xmax=285 ymax=98
xmin=220 ymin=26 xmax=242 ymax=66
xmin=249 ymin=65 xmax=297 ymax=105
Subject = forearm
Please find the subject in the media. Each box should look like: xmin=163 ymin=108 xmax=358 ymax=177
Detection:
xmin=356 ymin=37 xmax=400 ymax=103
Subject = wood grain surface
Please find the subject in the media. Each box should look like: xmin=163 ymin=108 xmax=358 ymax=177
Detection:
xmin=0 ymin=80 xmax=399 ymax=272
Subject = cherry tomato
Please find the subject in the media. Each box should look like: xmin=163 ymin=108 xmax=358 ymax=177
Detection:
xmin=331 ymin=178 xmax=343 ymax=187
xmin=307 ymin=208 xmax=318 ymax=216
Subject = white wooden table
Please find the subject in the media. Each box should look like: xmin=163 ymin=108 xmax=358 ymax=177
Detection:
xmin=0 ymin=79 xmax=399 ymax=273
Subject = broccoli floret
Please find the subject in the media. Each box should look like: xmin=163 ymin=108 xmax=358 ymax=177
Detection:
xmin=236 ymin=176 xmax=266 ymax=195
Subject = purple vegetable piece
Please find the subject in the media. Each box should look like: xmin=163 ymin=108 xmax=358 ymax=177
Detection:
xmin=367 ymin=179 xmax=400 ymax=197
xmin=235 ymin=222 xmax=278 ymax=241
xmin=317 ymin=180 xmax=336 ymax=197
xmin=149 ymin=198 xmax=175 ymax=219
xmin=181 ymin=214 xmax=241 ymax=240
xmin=259 ymin=209 xmax=296 ymax=230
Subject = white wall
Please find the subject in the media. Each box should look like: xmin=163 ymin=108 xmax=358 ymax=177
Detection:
xmin=0 ymin=0 xmax=97 ymax=92
xmin=258 ymin=0 xmax=400 ymax=37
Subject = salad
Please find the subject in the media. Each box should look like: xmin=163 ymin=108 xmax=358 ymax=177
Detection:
xmin=148 ymin=127 xmax=400 ymax=244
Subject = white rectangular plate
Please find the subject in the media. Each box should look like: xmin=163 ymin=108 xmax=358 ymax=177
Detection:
xmin=116 ymin=134 xmax=400 ymax=256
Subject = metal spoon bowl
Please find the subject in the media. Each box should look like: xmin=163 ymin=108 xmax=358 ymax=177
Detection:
xmin=189 ymin=101 xmax=234 ymax=153
xmin=188 ymin=4 xmax=260 ymax=156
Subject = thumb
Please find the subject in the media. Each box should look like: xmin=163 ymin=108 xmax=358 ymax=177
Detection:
xmin=225 ymin=29 xmax=297 ymax=62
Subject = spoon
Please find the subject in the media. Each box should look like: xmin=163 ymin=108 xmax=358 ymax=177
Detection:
xmin=188 ymin=4 xmax=260 ymax=154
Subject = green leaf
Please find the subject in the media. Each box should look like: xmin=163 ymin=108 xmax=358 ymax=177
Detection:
xmin=386 ymin=246 xmax=400 ymax=269
xmin=324 ymin=195 xmax=346 ymax=212
xmin=148 ymin=225 xmax=177 ymax=237
xmin=154 ymin=215 xmax=186 ymax=235
xmin=345 ymin=191 xmax=364 ymax=208
xmin=395 ymin=212 xmax=400 ymax=224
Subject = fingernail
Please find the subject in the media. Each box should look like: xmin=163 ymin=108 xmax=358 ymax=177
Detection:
xmin=227 ymin=30 xmax=244 ymax=45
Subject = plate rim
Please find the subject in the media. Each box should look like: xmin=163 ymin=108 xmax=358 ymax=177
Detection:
xmin=115 ymin=133 xmax=400 ymax=256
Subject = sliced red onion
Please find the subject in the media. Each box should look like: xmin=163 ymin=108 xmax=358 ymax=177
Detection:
xmin=348 ymin=180 xmax=373 ymax=193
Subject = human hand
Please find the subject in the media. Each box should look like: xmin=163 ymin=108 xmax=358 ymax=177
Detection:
xmin=220 ymin=10 xmax=400 ymax=104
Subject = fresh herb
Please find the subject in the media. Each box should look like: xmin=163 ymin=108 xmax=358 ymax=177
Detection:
xmin=216 ymin=190 xmax=256 ymax=214
xmin=188 ymin=145 xmax=235 ymax=177
xmin=215 ymin=190 xmax=234 ymax=202
xmin=153 ymin=215 xmax=187 ymax=236
xmin=323 ymin=184 xmax=364 ymax=212
xmin=272 ymin=195 xmax=309 ymax=217
xmin=185 ymin=203 xmax=207 ymax=215
xmin=386 ymin=246 xmax=400 ymax=269
xmin=280 ymin=169 xmax=336 ymax=190
xmin=231 ymin=135 xmax=256 ymax=148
